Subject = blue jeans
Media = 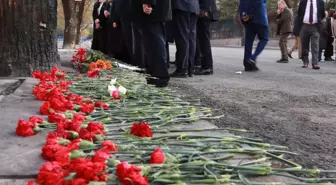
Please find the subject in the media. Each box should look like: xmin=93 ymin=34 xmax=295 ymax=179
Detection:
xmin=243 ymin=23 xmax=269 ymax=67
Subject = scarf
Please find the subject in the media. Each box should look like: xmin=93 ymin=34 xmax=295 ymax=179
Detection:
xmin=97 ymin=0 xmax=106 ymax=15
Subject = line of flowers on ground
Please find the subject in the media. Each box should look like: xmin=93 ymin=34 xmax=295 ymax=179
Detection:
xmin=16 ymin=66 xmax=163 ymax=185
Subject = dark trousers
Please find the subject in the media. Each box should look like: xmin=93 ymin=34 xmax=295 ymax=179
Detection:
xmin=121 ymin=19 xmax=133 ymax=64
xmin=197 ymin=18 xmax=213 ymax=69
xmin=166 ymin=41 xmax=170 ymax=68
xmin=319 ymin=48 xmax=323 ymax=61
xmin=324 ymin=38 xmax=334 ymax=58
xmin=195 ymin=37 xmax=202 ymax=66
xmin=243 ymin=23 xmax=268 ymax=67
xmin=132 ymin=23 xmax=145 ymax=68
xmin=300 ymin=25 xmax=319 ymax=65
xmin=279 ymin=33 xmax=290 ymax=60
xmin=173 ymin=10 xmax=198 ymax=73
xmin=142 ymin=22 xmax=170 ymax=84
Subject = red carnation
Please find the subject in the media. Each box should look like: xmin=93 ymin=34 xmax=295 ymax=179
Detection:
xmin=54 ymin=147 xmax=71 ymax=167
xmin=72 ymin=113 xmax=86 ymax=122
xmin=37 ymin=162 xmax=68 ymax=185
xmin=41 ymin=144 xmax=68 ymax=161
xmin=92 ymin=150 xmax=111 ymax=163
xmin=78 ymin=128 xmax=94 ymax=141
xmin=16 ymin=120 xmax=37 ymax=137
xmin=66 ymin=120 xmax=82 ymax=132
xmin=98 ymin=174 xmax=108 ymax=182
xmin=48 ymin=112 xmax=66 ymax=123
xmin=70 ymin=158 xmax=105 ymax=181
xmin=26 ymin=180 xmax=35 ymax=185
xmin=130 ymin=122 xmax=153 ymax=137
xmin=29 ymin=116 xmax=43 ymax=124
xmin=87 ymin=122 xmax=105 ymax=135
xmin=88 ymin=68 xmax=100 ymax=78
xmin=94 ymin=102 xmax=109 ymax=110
xmin=80 ymin=103 xmax=95 ymax=114
xmin=68 ymin=139 xmax=81 ymax=150
xmin=101 ymin=140 xmax=118 ymax=152
xmin=40 ymin=101 xmax=52 ymax=115
xmin=116 ymin=162 xmax=148 ymax=185
xmin=150 ymin=148 xmax=166 ymax=164
xmin=32 ymin=70 xmax=42 ymax=79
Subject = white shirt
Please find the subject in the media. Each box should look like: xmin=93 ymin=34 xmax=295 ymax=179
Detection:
xmin=303 ymin=0 xmax=318 ymax=24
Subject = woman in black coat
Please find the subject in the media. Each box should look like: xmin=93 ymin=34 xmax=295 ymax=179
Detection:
xmin=106 ymin=0 xmax=129 ymax=61
xmin=288 ymin=15 xmax=302 ymax=59
xmin=91 ymin=0 xmax=110 ymax=53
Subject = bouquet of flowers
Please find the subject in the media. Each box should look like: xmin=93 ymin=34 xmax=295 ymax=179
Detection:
xmin=71 ymin=48 xmax=107 ymax=73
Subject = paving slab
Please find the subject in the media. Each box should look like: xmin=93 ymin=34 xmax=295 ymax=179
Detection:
xmin=0 ymin=179 xmax=33 ymax=185
xmin=0 ymin=79 xmax=19 ymax=95
xmin=0 ymin=78 xmax=46 ymax=176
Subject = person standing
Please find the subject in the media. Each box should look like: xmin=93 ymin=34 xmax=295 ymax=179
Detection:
xmin=276 ymin=0 xmax=293 ymax=63
xmin=194 ymin=0 xmax=219 ymax=75
xmin=239 ymin=0 xmax=269 ymax=71
xmin=324 ymin=10 xmax=335 ymax=61
xmin=171 ymin=0 xmax=200 ymax=78
xmin=297 ymin=0 xmax=325 ymax=69
xmin=91 ymin=0 xmax=110 ymax=52
xmin=318 ymin=11 xmax=328 ymax=62
xmin=107 ymin=0 xmax=128 ymax=61
xmin=131 ymin=0 xmax=171 ymax=87
xmin=288 ymin=15 xmax=302 ymax=59
xmin=113 ymin=0 xmax=134 ymax=64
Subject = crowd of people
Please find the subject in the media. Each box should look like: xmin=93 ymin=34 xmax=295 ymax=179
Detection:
xmin=91 ymin=0 xmax=218 ymax=88
xmin=91 ymin=0 xmax=332 ymax=88
xmin=239 ymin=0 xmax=332 ymax=71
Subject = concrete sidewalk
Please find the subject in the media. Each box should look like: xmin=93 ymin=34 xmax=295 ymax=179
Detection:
xmin=0 ymin=50 xmax=301 ymax=184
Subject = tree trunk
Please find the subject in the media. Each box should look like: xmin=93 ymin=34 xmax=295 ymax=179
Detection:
xmin=75 ymin=0 xmax=86 ymax=45
xmin=0 ymin=0 xmax=59 ymax=77
xmin=62 ymin=0 xmax=85 ymax=49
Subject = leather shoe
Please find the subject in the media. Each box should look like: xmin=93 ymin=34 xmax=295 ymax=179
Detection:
xmin=170 ymin=70 xmax=188 ymax=78
xmin=312 ymin=64 xmax=320 ymax=70
xmin=277 ymin=59 xmax=289 ymax=63
xmin=194 ymin=68 xmax=213 ymax=75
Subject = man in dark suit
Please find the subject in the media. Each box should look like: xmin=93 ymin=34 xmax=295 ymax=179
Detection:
xmin=297 ymin=0 xmax=325 ymax=70
xmin=194 ymin=0 xmax=218 ymax=75
xmin=171 ymin=0 xmax=200 ymax=78
xmin=113 ymin=0 xmax=133 ymax=64
xmin=131 ymin=0 xmax=171 ymax=87
xmin=239 ymin=0 xmax=269 ymax=71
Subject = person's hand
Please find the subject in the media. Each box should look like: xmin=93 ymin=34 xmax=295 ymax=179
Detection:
xmin=113 ymin=22 xmax=118 ymax=28
xmin=104 ymin=10 xmax=110 ymax=17
xmin=277 ymin=9 xmax=281 ymax=14
xmin=95 ymin=19 xmax=100 ymax=24
xmin=242 ymin=15 xmax=249 ymax=22
xmin=143 ymin=4 xmax=153 ymax=15
xmin=200 ymin=10 xmax=208 ymax=17
xmin=95 ymin=23 xmax=100 ymax=29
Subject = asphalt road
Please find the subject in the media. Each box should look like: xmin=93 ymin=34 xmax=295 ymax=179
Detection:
xmin=169 ymin=46 xmax=336 ymax=170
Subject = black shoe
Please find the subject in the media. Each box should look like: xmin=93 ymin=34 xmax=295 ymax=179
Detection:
xmin=248 ymin=59 xmax=259 ymax=71
xmin=170 ymin=70 xmax=188 ymax=78
xmin=325 ymin=57 xmax=335 ymax=61
xmin=147 ymin=78 xmax=169 ymax=87
xmin=277 ymin=59 xmax=289 ymax=63
xmin=312 ymin=64 xmax=320 ymax=70
xmin=194 ymin=68 xmax=213 ymax=75
xmin=287 ymin=53 xmax=293 ymax=59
